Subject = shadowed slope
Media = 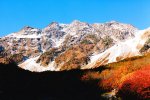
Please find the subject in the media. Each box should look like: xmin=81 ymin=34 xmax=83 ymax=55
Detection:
xmin=0 ymin=62 xmax=102 ymax=100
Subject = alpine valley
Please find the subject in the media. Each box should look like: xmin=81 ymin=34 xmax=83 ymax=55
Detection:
xmin=0 ymin=20 xmax=150 ymax=100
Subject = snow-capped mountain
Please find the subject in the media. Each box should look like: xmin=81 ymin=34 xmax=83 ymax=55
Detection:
xmin=1 ymin=20 xmax=145 ymax=72
xmin=83 ymin=28 xmax=150 ymax=69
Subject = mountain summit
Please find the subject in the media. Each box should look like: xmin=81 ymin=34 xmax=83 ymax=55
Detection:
xmin=1 ymin=20 xmax=149 ymax=72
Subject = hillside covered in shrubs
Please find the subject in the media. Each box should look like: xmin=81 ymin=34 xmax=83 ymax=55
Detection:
xmin=118 ymin=65 xmax=150 ymax=100
xmin=0 ymin=53 xmax=150 ymax=100
xmin=81 ymin=53 xmax=150 ymax=99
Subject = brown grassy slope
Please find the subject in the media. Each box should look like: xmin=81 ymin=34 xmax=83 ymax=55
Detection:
xmin=55 ymin=44 xmax=95 ymax=70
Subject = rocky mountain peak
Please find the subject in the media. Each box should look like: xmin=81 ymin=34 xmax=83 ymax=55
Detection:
xmin=104 ymin=21 xmax=119 ymax=26
xmin=21 ymin=26 xmax=34 ymax=31
xmin=71 ymin=20 xmax=82 ymax=24
xmin=16 ymin=25 xmax=41 ymax=36
xmin=0 ymin=20 xmax=144 ymax=72
xmin=108 ymin=20 xmax=119 ymax=24
xmin=70 ymin=20 xmax=90 ymax=27
xmin=45 ymin=22 xmax=60 ymax=30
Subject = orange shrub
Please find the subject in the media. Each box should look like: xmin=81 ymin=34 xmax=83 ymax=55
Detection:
xmin=81 ymin=53 xmax=150 ymax=94
xmin=98 ymin=54 xmax=150 ymax=91
xmin=99 ymin=65 xmax=129 ymax=91
xmin=81 ymin=71 xmax=101 ymax=81
xmin=118 ymin=65 xmax=150 ymax=100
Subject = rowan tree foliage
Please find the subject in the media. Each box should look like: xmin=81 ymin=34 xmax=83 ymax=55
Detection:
xmin=118 ymin=65 xmax=150 ymax=100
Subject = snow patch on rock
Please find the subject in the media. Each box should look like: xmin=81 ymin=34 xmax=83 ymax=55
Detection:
xmin=19 ymin=56 xmax=59 ymax=72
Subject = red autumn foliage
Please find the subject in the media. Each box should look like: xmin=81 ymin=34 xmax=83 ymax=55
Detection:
xmin=118 ymin=65 xmax=150 ymax=100
xmin=99 ymin=65 xmax=129 ymax=91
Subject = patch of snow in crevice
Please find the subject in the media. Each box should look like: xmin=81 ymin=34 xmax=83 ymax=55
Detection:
xmin=11 ymin=34 xmax=42 ymax=38
xmin=52 ymin=33 xmax=68 ymax=48
xmin=19 ymin=56 xmax=59 ymax=72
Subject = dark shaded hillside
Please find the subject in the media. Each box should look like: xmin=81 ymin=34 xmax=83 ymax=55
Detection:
xmin=1 ymin=53 xmax=150 ymax=100
xmin=0 ymin=62 xmax=103 ymax=100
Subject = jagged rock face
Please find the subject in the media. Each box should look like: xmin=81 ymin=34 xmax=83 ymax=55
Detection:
xmin=83 ymin=29 xmax=150 ymax=69
xmin=0 ymin=20 xmax=138 ymax=71
xmin=41 ymin=22 xmax=66 ymax=50
xmin=0 ymin=26 xmax=42 ymax=57
xmin=138 ymin=30 xmax=150 ymax=54
xmin=140 ymin=38 xmax=150 ymax=53
xmin=92 ymin=21 xmax=136 ymax=41
xmin=19 ymin=26 xmax=41 ymax=35
xmin=36 ymin=47 xmax=64 ymax=66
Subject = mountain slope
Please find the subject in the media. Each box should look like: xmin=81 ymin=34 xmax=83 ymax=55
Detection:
xmin=1 ymin=48 xmax=150 ymax=100
xmin=19 ymin=27 xmax=150 ymax=71
xmin=83 ymin=28 xmax=150 ymax=69
xmin=0 ymin=20 xmax=141 ymax=71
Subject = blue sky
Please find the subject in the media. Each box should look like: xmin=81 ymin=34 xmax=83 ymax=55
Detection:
xmin=0 ymin=0 xmax=150 ymax=37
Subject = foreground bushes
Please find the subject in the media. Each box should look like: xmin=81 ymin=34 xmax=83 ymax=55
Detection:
xmin=81 ymin=53 xmax=150 ymax=99
xmin=1 ymin=53 xmax=150 ymax=100
xmin=118 ymin=65 xmax=150 ymax=100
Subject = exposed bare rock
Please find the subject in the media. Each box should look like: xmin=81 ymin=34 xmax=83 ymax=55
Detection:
xmin=0 ymin=20 xmax=138 ymax=71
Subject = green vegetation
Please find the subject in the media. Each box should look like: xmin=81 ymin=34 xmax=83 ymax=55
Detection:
xmin=81 ymin=39 xmax=92 ymax=44
xmin=102 ymin=36 xmax=113 ymax=47
xmin=86 ymin=34 xmax=99 ymax=43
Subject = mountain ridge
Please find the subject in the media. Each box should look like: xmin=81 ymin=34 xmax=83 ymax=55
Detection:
xmin=1 ymin=20 xmax=149 ymax=72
